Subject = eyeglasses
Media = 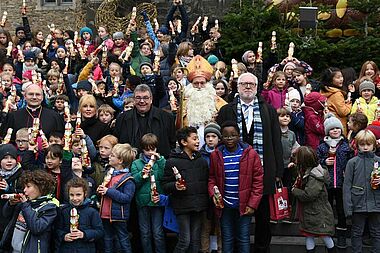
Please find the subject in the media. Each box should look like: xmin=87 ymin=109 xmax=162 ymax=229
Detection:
xmin=16 ymin=140 xmax=29 ymax=144
xmin=238 ymin=82 xmax=257 ymax=88
xmin=134 ymin=96 xmax=151 ymax=101
xmin=222 ymin=135 xmax=239 ymax=140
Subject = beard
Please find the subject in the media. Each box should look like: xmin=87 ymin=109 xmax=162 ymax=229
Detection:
xmin=185 ymin=82 xmax=217 ymax=126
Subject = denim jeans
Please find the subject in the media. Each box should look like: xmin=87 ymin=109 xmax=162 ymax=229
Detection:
xmin=174 ymin=211 xmax=203 ymax=253
xmin=351 ymin=212 xmax=380 ymax=253
xmin=138 ymin=206 xmax=166 ymax=253
xmin=103 ymin=219 xmax=132 ymax=253
xmin=220 ymin=207 xmax=251 ymax=253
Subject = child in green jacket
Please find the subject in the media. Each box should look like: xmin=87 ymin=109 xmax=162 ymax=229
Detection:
xmin=131 ymin=133 xmax=166 ymax=253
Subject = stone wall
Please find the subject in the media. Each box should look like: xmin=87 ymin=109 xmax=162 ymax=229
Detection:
xmin=0 ymin=0 xmax=233 ymax=35
xmin=0 ymin=0 xmax=85 ymax=34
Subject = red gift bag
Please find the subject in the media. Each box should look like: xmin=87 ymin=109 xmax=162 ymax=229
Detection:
xmin=269 ymin=182 xmax=290 ymax=221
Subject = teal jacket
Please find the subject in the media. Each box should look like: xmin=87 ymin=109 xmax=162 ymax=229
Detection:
xmin=131 ymin=154 xmax=166 ymax=207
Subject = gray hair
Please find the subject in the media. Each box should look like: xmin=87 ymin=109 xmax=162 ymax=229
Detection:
xmin=237 ymin=72 xmax=258 ymax=85
xmin=134 ymin=84 xmax=153 ymax=97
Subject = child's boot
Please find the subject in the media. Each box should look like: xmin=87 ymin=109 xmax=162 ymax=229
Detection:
xmin=336 ymin=227 xmax=347 ymax=248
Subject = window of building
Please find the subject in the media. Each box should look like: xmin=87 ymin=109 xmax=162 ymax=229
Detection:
xmin=37 ymin=0 xmax=75 ymax=10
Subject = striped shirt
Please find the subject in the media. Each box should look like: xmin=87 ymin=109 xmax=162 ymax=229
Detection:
xmin=222 ymin=144 xmax=243 ymax=208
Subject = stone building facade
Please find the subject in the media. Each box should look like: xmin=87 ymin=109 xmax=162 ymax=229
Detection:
xmin=0 ymin=0 xmax=232 ymax=35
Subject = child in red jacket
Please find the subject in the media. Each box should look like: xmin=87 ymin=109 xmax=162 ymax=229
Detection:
xmin=208 ymin=121 xmax=263 ymax=253
xmin=303 ymin=92 xmax=327 ymax=149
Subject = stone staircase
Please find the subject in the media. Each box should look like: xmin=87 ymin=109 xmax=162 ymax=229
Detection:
xmin=251 ymin=220 xmax=372 ymax=253
xmin=166 ymin=219 xmax=372 ymax=252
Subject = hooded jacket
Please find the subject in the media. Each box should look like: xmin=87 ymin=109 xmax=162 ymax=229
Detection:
xmin=261 ymin=86 xmax=288 ymax=110
xmin=161 ymin=148 xmax=209 ymax=215
xmin=343 ymin=152 xmax=380 ymax=216
xmin=303 ymin=92 xmax=327 ymax=149
xmin=292 ymin=165 xmax=334 ymax=235
xmin=351 ymin=96 xmax=379 ymax=124
xmin=55 ymin=199 xmax=104 ymax=253
xmin=320 ymin=87 xmax=351 ymax=135
xmin=2 ymin=195 xmax=58 ymax=253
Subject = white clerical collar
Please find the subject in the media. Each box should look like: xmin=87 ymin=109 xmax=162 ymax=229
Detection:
xmin=26 ymin=105 xmax=42 ymax=112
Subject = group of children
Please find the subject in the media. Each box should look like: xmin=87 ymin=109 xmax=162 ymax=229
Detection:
xmin=0 ymin=0 xmax=380 ymax=252
xmin=273 ymin=62 xmax=380 ymax=252
xmin=0 ymin=121 xmax=259 ymax=253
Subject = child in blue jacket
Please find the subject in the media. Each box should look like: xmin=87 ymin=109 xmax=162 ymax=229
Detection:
xmin=317 ymin=114 xmax=352 ymax=248
xmin=56 ymin=177 xmax=104 ymax=253
xmin=97 ymin=143 xmax=136 ymax=253
xmin=3 ymin=170 xmax=58 ymax=253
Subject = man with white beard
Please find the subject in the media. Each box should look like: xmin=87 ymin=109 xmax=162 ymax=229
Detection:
xmin=177 ymin=55 xmax=226 ymax=146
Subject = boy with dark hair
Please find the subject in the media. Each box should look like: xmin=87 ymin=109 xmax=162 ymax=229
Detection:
xmin=131 ymin=133 xmax=167 ymax=253
xmin=208 ymin=120 xmax=264 ymax=253
xmin=49 ymin=132 xmax=64 ymax=146
xmin=162 ymin=126 xmax=209 ymax=253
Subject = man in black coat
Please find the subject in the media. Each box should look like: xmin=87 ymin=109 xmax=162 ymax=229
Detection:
xmin=113 ymin=84 xmax=176 ymax=158
xmin=113 ymin=83 xmax=176 ymax=253
xmin=216 ymin=72 xmax=284 ymax=253
xmin=0 ymin=84 xmax=64 ymax=140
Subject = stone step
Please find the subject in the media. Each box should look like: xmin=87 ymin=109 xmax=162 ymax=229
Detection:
xmin=264 ymin=236 xmax=371 ymax=253
xmin=165 ymin=234 xmax=372 ymax=252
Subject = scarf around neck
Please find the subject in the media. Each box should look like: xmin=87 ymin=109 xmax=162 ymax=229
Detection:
xmin=236 ymin=96 xmax=264 ymax=165
xmin=0 ymin=163 xmax=21 ymax=180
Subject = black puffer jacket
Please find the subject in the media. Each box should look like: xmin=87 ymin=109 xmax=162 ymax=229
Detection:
xmin=161 ymin=148 xmax=209 ymax=215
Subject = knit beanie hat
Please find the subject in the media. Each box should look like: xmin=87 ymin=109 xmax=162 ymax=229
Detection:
xmin=0 ymin=144 xmax=17 ymax=161
xmin=204 ymin=123 xmax=221 ymax=139
xmin=22 ymin=70 xmax=33 ymax=81
xmin=79 ymin=27 xmax=93 ymax=38
xmin=207 ymin=55 xmax=219 ymax=65
xmin=359 ymin=80 xmax=376 ymax=94
xmin=76 ymin=80 xmax=92 ymax=92
xmin=57 ymin=45 xmax=67 ymax=52
xmin=241 ymin=50 xmax=254 ymax=64
xmin=324 ymin=113 xmax=343 ymax=135
xmin=112 ymin=31 xmax=124 ymax=40
xmin=157 ymin=26 xmax=169 ymax=35
xmin=283 ymin=61 xmax=297 ymax=71
xmin=288 ymin=89 xmax=301 ymax=102
xmin=367 ymin=122 xmax=380 ymax=140
xmin=31 ymin=47 xmax=42 ymax=58
xmin=24 ymin=50 xmax=36 ymax=61
xmin=15 ymin=26 xmax=25 ymax=34
xmin=139 ymin=62 xmax=153 ymax=71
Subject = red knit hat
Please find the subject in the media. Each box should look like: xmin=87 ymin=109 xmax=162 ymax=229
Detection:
xmin=367 ymin=121 xmax=380 ymax=139
xmin=22 ymin=70 xmax=33 ymax=81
